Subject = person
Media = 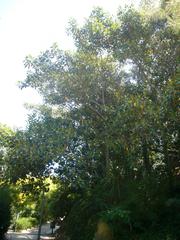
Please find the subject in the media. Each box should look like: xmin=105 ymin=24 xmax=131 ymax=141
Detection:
xmin=50 ymin=220 xmax=56 ymax=234
xmin=12 ymin=224 xmax=16 ymax=232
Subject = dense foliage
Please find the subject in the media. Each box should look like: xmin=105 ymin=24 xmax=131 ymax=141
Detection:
xmin=0 ymin=125 xmax=14 ymax=238
xmin=1 ymin=1 xmax=179 ymax=239
xmin=15 ymin=217 xmax=38 ymax=231
xmin=0 ymin=185 xmax=12 ymax=239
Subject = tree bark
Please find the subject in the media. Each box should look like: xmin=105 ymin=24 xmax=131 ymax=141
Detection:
xmin=142 ymin=139 xmax=151 ymax=175
xmin=163 ymin=140 xmax=173 ymax=193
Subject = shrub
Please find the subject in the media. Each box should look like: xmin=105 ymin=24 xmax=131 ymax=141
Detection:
xmin=0 ymin=186 xmax=12 ymax=238
xmin=15 ymin=217 xmax=38 ymax=231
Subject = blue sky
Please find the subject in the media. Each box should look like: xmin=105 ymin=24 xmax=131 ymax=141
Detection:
xmin=0 ymin=0 xmax=140 ymax=129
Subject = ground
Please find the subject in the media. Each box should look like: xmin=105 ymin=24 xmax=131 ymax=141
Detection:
xmin=7 ymin=223 xmax=58 ymax=240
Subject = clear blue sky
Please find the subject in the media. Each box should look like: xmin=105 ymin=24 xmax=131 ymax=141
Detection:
xmin=0 ymin=0 xmax=140 ymax=129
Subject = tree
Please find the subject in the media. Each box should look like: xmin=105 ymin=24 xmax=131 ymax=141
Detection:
xmin=0 ymin=125 xmax=14 ymax=238
xmin=0 ymin=124 xmax=14 ymax=180
xmin=20 ymin=6 xmax=179 ymax=178
xmin=8 ymin=3 xmax=180 ymax=240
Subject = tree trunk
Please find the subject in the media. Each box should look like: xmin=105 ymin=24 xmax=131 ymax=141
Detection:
xmin=142 ymin=139 xmax=151 ymax=175
xmin=163 ymin=140 xmax=173 ymax=193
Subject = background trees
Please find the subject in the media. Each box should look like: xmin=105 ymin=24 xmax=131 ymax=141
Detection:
xmin=0 ymin=125 xmax=14 ymax=239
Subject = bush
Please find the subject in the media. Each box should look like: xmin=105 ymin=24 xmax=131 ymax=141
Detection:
xmin=15 ymin=217 xmax=38 ymax=231
xmin=0 ymin=186 xmax=12 ymax=238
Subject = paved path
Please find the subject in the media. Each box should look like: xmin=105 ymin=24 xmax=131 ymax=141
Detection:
xmin=7 ymin=224 xmax=58 ymax=240
xmin=7 ymin=231 xmax=38 ymax=240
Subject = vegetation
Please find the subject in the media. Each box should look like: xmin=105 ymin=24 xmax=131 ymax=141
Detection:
xmin=15 ymin=217 xmax=38 ymax=231
xmin=0 ymin=125 xmax=14 ymax=239
xmin=0 ymin=185 xmax=12 ymax=239
xmin=0 ymin=0 xmax=179 ymax=239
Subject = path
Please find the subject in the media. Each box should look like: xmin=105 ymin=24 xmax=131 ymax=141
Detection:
xmin=7 ymin=223 xmax=59 ymax=240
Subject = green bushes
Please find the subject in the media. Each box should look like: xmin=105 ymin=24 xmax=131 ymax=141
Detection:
xmin=15 ymin=217 xmax=38 ymax=231
xmin=0 ymin=186 xmax=12 ymax=238
xmin=54 ymin=176 xmax=180 ymax=240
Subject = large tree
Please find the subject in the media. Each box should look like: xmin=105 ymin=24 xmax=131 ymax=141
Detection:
xmin=7 ymin=3 xmax=180 ymax=240
xmin=20 ymin=6 xmax=179 ymax=181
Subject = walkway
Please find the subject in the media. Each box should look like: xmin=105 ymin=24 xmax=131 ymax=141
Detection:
xmin=7 ymin=223 xmax=59 ymax=240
